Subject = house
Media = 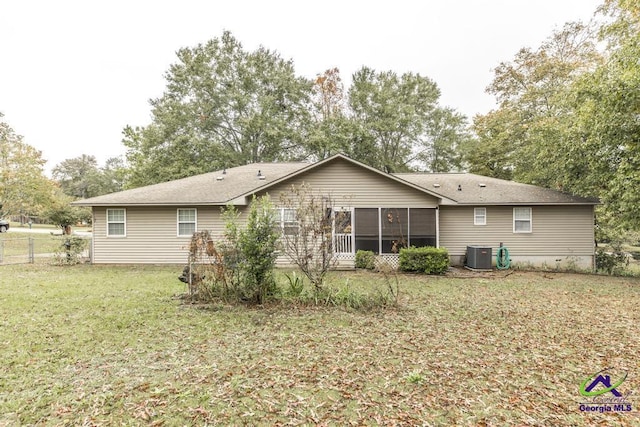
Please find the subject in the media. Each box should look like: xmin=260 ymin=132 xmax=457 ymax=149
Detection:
xmin=73 ymin=154 xmax=598 ymax=269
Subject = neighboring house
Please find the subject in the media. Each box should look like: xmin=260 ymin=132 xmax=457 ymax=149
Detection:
xmin=73 ymin=154 xmax=598 ymax=269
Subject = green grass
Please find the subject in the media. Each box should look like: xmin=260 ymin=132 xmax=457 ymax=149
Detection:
xmin=0 ymin=265 xmax=639 ymax=425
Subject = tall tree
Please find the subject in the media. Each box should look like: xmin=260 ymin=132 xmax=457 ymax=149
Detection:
xmin=123 ymin=31 xmax=313 ymax=188
xmin=306 ymin=68 xmax=352 ymax=160
xmin=467 ymin=21 xmax=603 ymax=187
xmin=53 ymin=155 xmax=126 ymax=198
xmin=52 ymin=154 xmax=100 ymax=199
xmin=98 ymin=156 xmax=127 ymax=195
xmin=0 ymin=113 xmax=54 ymax=220
xmin=464 ymin=108 xmax=519 ymax=180
xmin=467 ymin=1 xmax=640 ymax=233
xmin=347 ymin=67 xmax=441 ymax=172
xmin=568 ymin=0 xmax=640 ymax=229
xmin=418 ymin=107 xmax=471 ymax=172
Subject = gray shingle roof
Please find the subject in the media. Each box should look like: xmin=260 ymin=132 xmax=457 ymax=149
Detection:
xmin=73 ymin=162 xmax=310 ymax=206
xmin=73 ymin=155 xmax=598 ymax=206
xmin=394 ymin=173 xmax=598 ymax=205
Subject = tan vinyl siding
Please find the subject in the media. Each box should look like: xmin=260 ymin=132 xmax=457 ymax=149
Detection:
xmin=256 ymin=157 xmax=439 ymax=208
xmin=92 ymin=206 xmax=247 ymax=264
xmin=439 ymin=205 xmax=595 ymax=257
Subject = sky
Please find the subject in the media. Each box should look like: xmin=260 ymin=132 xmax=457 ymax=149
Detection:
xmin=1 ymin=0 xmax=603 ymax=174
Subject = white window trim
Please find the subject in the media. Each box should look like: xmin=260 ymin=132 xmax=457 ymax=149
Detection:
xmin=275 ymin=207 xmax=298 ymax=235
xmin=106 ymin=208 xmax=126 ymax=237
xmin=513 ymin=207 xmax=532 ymax=233
xmin=177 ymin=208 xmax=197 ymax=237
xmin=474 ymin=207 xmax=487 ymax=226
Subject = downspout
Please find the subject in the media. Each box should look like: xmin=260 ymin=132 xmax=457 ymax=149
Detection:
xmin=592 ymin=205 xmax=597 ymax=273
xmin=91 ymin=209 xmax=96 ymax=264
xmin=435 ymin=206 xmax=440 ymax=248
xmin=378 ymin=207 xmax=382 ymax=255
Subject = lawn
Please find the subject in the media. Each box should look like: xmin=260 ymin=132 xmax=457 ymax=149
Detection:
xmin=0 ymin=265 xmax=638 ymax=426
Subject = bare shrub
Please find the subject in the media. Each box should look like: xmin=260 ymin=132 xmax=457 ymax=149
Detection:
xmin=278 ymin=184 xmax=346 ymax=294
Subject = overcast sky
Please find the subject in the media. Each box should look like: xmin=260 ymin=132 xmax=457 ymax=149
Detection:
xmin=1 ymin=0 xmax=602 ymax=173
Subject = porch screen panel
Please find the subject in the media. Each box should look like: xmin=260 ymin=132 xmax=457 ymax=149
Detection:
xmin=354 ymin=208 xmax=379 ymax=254
xmin=382 ymin=208 xmax=408 ymax=254
xmin=409 ymin=208 xmax=436 ymax=248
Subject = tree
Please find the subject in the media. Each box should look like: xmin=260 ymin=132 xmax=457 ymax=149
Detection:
xmin=417 ymin=107 xmax=471 ymax=172
xmin=464 ymin=108 xmax=517 ymax=180
xmin=52 ymin=154 xmax=100 ymax=199
xmin=98 ymin=156 xmax=127 ymax=195
xmin=306 ymin=68 xmax=352 ymax=160
xmin=467 ymin=2 xmax=640 ymax=233
xmin=467 ymin=21 xmax=603 ymax=187
xmin=123 ymin=31 xmax=313 ymax=188
xmin=0 ymin=113 xmax=55 ymax=221
xmin=567 ymin=0 xmax=640 ymax=229
xmin=347 ymin=67 xmax=441 ymax=172
xmin=53 ymin=155 xmax=126 ymax=198
xmin=43 ymin=190 xmax=91 ymax=234
xmin=186 ymin=197 xmax=279 ymax=304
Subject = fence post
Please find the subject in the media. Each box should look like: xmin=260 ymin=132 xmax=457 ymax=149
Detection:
xmin=29 ymin=237 xmax=34 ymax=263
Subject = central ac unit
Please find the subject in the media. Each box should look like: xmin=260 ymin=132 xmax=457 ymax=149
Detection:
xmin=466 ymin=246 xmax=492 ymax=270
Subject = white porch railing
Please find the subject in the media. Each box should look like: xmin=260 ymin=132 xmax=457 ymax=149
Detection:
xmin=333 ymin=233 xmax=353 ymax=255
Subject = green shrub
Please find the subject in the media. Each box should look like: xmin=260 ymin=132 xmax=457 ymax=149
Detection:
xmin=238 ymin=196 xmax=279 ymax=303
xmin=185 ymin=196 xmax=279 ymax=304
xmin=596 ymin=248 xmax=629 ymax=275
xmin=52 ymin=236 xmax=88 ymax=265
xmin=355 ymin=250 xmax=375 ymax=270
xmin=399 ymin=246 xmax=449 ymax=274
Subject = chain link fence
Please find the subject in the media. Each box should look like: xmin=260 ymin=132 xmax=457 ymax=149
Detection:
xmin=0 ymin=235 xmax=92 ymax=265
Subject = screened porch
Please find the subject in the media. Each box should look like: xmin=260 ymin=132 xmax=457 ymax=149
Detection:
xmin=332 ymin=207 xmax=438 ymax=266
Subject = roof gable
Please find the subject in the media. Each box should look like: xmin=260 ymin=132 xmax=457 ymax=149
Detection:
xmin=244 ymin=154 xmax=451 ymax=203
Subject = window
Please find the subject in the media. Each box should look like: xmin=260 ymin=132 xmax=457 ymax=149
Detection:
xmin=106 ymin=209 xmax=126 ymax=237
xmin=513 ymin=207 xmax=532 ymax=233
xmin=474 ymin=207 xmax=487 ymax=226
xmin=178 ymin=208 xmax=197 ymax=236
xmin=276 ymin=208 xmax=298 ymax=235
